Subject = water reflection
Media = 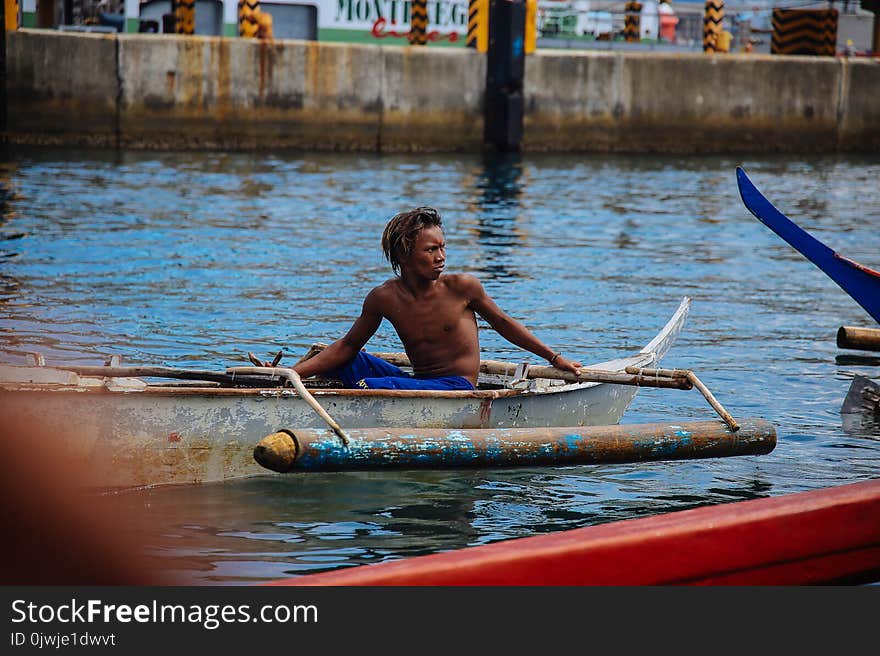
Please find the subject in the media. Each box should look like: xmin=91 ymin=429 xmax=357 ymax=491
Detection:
xmin=837 ymin=354 xmax=880 ymax=367
xmin=102 ymin=463 xmax=785 ymax=584
xmin=474 ymin=151 xmax=525 ymax=209
xmin=841 ymin=412 xmax=880 ymax=440
xmin=0 ymin=162 xmax=19 ymax=220
xmin=0 ymin=164 xmax=23 ymax=267
xmin=463 ymin=151 xmax=528 ymax=282
xmin=615 ymin=218 xmax=638 ymax=249
xmin=105 ymin=471 xmax=493 ymax=583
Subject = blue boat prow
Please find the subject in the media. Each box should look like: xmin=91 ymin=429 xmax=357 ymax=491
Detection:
xmin=736 ymin=167 xmax=880 ymax=325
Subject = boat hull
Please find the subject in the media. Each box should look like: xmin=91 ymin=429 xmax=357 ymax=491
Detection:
xmin=266 ymin=478 xmax=880 ymax=586
xmin=737 ymin=166 xmax=880 ymax=324
xmin=0 ymin=378 xmax=644 ymax=487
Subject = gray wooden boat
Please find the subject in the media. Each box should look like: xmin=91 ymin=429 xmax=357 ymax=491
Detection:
xmin=0 ymin=297 xmax=690 ymax=488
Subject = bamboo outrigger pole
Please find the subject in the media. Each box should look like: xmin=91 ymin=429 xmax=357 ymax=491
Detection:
xmin=227 ymin=366 xmax=350 ymax=445
xmin=300 ymin=346 xmax=740 ymax=431
xmin=837 ymin=326 xmax=880 ymax=352
xmin=624 ymin=366 xmax=740 ymax=432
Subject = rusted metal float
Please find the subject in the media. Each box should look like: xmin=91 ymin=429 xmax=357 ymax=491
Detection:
xmin=264 ymin=478 xmax=880 ymax=586
xmin=253 ymin=418 xmax=776 ymax=473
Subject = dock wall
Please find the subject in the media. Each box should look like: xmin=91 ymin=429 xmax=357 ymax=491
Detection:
xmin=6 ymin=29 xmax=879 ymax=153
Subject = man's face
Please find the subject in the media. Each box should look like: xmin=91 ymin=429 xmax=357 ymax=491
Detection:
xmin=403 ymin=225 xmax=446 ymax=280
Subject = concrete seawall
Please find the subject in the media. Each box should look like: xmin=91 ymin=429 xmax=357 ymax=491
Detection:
xmin=6 ymin=29 xmax=878 ymax=153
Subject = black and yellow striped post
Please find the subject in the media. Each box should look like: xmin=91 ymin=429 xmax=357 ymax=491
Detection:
xmin=703 ymin=0 xmax=724 ymax=52
xmin=467 ymin=0 xmax=489 ymax=51
xmin=771 ymin=9 xmax=838 ymax=56
xmin=525 ymin=0 xmax=537 ymax=53
xmin=172 ymin=0 xmax=195 ymax=34
xmin=624 ymin=1 xmax=642 ymax=42
xmin=238 ymin=0 xmax=260 ymax=37
xmin=409 ymin=0 xmax=428 ymax=45
xmin=5 ymin=0 xmax=19 ymax=30
xmin=469 ymin=0 xmax=534 ymax=53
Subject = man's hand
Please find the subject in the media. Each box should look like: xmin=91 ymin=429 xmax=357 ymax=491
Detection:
xmin=248 ymin=350 xmax=283 ymax=368
xmin=551 ymin=354 xmax=582 ymax=375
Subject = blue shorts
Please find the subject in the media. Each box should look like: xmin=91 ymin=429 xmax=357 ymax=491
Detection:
xmin=327 ymin=351 xmax=475 ymax=391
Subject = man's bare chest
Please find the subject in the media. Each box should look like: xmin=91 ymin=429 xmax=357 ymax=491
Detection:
xmin=384 ymin=296 xmax=474 ymax=340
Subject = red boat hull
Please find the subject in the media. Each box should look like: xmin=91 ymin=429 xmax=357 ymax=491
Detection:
xmin=267 ymin=478 xmax=880 ymax=586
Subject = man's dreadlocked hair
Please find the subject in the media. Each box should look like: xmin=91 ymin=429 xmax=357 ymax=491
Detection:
xmin=381 ymin=207 xmax=442 ymax=275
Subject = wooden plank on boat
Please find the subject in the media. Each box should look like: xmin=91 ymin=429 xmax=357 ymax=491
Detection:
xmin=59 ymin=365 xmax=286 ymax=387
xmin=837 ymin=326 xmax=880 ymax=352
xmin=252 ymin=418 xmax=776 ymax=473
xmin=297 ymin=346 xmax=695 ymax=390
xmin=0 ymin=364 xmax=82 ymax=385
xmin=264 ymin=478 xmax=880 ymax=586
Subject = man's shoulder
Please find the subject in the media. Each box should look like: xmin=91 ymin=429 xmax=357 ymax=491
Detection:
xmin=442 ymin=272 xmax=482 ymax=291
xmin=366 ymin=278 xmax=401 ymax=299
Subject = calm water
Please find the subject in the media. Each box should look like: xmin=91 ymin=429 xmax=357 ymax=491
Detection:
xmin=1 ymin=146 xmax=878 ymax=584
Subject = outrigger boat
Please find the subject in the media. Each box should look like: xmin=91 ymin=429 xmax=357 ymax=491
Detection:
xmin=0 ymin=297 xmax=694 ymax=488
xmin=737 ymin=167 xmax=880 ymax=325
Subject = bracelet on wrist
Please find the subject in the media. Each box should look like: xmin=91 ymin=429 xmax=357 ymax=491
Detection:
xmin=549 ymin=352 xmax=561 ymax=366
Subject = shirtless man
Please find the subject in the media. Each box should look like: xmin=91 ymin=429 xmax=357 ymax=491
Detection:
xmin=292 ymin=207 xmax=582 ymax=390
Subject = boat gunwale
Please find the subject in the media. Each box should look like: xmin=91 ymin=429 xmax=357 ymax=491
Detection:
xmin=0 ymin=384 xmax=529 ymax=399
xmin=0 ymin=354 xmax=646 ymax=399
xmin=0 ymin=297 xmax=692 ymax=400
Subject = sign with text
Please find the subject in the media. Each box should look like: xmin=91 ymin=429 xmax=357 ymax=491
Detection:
xmin=291 ymin=0 xmax=469 ymax=43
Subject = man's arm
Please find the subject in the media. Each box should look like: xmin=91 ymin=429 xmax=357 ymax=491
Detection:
xmin=463 ymin=275 xmax=583 ymax=374
xmin=293 ymin=290 xmax=384 ymax=379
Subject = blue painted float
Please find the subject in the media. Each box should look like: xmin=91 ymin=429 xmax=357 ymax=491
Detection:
xmin=737 ymin=166 xmax=880 ymax=325
xmin=252 ymin=418 xmax=776 ymax=473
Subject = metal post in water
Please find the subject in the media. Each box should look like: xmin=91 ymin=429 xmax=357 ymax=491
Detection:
xmin=484 ymin=0 xmax=526 ymax=152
